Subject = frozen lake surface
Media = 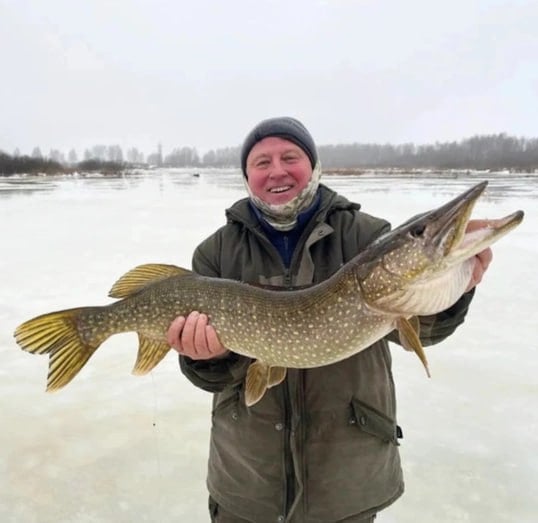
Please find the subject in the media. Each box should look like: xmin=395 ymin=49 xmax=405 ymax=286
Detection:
xmin=1 ymin=169 xmax=537 ymax=522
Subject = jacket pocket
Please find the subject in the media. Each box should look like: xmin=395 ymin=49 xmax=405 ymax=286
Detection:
xmin=350 ymin=398 xmax=399 ymax=445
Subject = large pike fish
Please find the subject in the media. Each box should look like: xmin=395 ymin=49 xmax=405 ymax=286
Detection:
xmin=14 ymin=181 xmax=523 ymax=406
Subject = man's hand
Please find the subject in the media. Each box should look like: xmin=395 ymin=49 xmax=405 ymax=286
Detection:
xmin=167 ymin=311 xmax=229 ymax=360
xmin=465 ymin=220 xmax=493 ymax=292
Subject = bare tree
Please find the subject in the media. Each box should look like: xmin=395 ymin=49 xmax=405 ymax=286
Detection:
xmin=68 ymin=149 xmax=78 ymax=164
xmin=31 ymin=147 xmax=42 ymax=159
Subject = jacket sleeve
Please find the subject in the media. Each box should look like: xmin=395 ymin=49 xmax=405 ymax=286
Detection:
xmin=179 ymin=353 xmax=251 ymax=393
xmin=178 ymin=233 xmax=252 ymax=393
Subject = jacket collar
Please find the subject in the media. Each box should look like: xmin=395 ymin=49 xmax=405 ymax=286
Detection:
xmin=225 ymin=184 xmax=361 ymax=229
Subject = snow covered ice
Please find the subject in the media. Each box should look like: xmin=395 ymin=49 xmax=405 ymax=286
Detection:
xmin=1 ymin=169 xmax=536 ymax=522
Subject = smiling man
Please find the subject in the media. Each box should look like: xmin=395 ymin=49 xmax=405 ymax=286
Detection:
xmin=167 ymin=117 xmax=490 ymax=522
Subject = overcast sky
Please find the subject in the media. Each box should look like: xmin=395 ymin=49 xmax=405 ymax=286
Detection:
xmin=1 ymin=0 xmax=537 ymax=157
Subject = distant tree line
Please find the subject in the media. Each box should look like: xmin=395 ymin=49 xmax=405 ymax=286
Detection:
xmin=200 ymin=147 xmax=240 ymax=167
xmin=163 ymin=146 xmax=240 ymax=167
xmin=2 ymin=133 xmax=538 ymax=175
xmin=0 ymin=152 xmax=65 ymax=176
xmin=318 ymin=134 xmax=538 ymax=171
xmin=156 ymin=134 xmax=538 ymax=171
xmin=0 ymin=151 xmax=124 ymax=176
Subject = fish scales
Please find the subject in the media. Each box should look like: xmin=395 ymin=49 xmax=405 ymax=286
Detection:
xmin=89 ymin=270 xmax=384 ymax=368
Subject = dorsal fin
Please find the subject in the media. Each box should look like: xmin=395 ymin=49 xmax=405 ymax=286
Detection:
xmin=109 ymin=263 xmax=192 ymax=299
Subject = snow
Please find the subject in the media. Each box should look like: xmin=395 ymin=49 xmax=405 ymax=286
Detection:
xmin=1 ymin=169 xmax=536 ymax=522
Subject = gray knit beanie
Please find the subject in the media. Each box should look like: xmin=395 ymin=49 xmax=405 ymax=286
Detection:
xmin=240 ymin=116 xmax=318 ymax=177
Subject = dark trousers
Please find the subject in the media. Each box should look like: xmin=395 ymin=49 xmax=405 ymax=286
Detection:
xmin=209 ymin=496 xmax=377 ymax=523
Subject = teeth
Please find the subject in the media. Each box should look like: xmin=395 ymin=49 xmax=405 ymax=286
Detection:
xmin=270 ymin=186 xmax=291 ymax=193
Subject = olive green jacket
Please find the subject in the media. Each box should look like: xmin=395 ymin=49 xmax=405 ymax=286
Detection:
xmin=180 ymin=185 xmax=474 ymax=523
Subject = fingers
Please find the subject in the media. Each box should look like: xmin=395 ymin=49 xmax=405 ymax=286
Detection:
xmin=181 ymin=311 xmax=202 ymax=355
xmin=205 ymin=325 xmax=224 ymax=354
xmin=463 ymin=221 xmax=494 ymax=292
xmin=193 ymin=312 xmax=209 ymax=355
xmin=167 ymin=311 xmax=228 ymax=360
xmin=472 ymin=247 xmax=493 ymax=285
xmin=167 ymin=315 xmax=186 ymax=351
xmin=466 ymin=247 xmax=493 ymax=291
xmin=477 ymin=247 xmax=493 ymax=271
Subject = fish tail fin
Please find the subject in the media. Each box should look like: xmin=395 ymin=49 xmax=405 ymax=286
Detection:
xmin=14 ymin=308 xmax=101 ymax=391
xmin=131 ymin=334 xmax=171 ymax=376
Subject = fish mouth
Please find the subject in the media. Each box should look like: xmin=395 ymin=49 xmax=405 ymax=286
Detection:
xmin=427 ymin=181 xmax=488 ymax=255
xmin=427 ymin=181 xmax=524 ymax=261
xmin=450 ymin=210 xmax=524 ymax=262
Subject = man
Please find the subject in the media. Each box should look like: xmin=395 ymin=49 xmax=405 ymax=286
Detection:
xmin=167 ymin=117 xmax=491 ymax=522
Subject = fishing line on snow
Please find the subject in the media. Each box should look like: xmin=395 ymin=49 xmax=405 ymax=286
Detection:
xmin=150 ymin=372 xmax=163 ymax=480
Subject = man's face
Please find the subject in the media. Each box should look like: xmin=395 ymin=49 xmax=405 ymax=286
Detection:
xmin=245 ymin=137 xmax=313 ymax=206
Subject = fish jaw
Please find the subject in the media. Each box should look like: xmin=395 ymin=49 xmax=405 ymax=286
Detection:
xmin=357 ymin=182 xmax=488 ymax=309
xmin=403 ymin=209 xmax=525 ymax=312
xmin=444 ymin=211 xmax=524 ymax=266
xmin=425 ymin=181 xmax=488 ymax=257
xmin=358 ymin=182 xmax=524 ymax=317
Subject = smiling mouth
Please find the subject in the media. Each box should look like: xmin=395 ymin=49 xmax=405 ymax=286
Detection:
xmin=269 ymin=185 xmax=293 ymax=194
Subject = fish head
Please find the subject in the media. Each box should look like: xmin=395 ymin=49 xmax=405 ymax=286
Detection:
xmin=358 ymin=181 xmax=524 ymax=314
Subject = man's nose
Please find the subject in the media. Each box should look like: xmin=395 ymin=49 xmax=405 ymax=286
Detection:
xmin=269 ymin=158 xmax=287 ymax=176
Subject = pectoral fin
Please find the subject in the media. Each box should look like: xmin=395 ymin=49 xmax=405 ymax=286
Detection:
xmin=399 ymin=316 xmax=421 ymax=350
xmin=245 ymin=361 xmax=287 ymax=407
xmin=396 ymin=317 xmax=431 ymax=378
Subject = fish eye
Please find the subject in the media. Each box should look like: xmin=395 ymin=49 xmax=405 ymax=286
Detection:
xmin=410 ymin=224 xmax=426 ymax=238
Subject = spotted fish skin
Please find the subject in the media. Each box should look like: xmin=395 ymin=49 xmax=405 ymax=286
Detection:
xmin=78 ymin=269 xmax=388 ymax=369
xmin=14 ymin=181 xmax=524 ymax=405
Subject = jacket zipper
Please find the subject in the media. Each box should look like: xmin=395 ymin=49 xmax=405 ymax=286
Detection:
xmin=240 ymin=208 xmax=333 ymax=516
xmin=298 ymin=370 xmax=306 ymax=517
xmin=282 ymin=381 xmax=294 ymax=517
